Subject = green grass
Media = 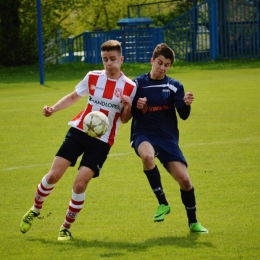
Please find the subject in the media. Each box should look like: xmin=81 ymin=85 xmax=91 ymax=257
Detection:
xmin=0 ymin=60 xmax=260 ymax=259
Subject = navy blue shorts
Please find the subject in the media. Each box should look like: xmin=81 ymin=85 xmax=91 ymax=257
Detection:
xmin=132 ymin=134 xmax=187 ymax=167
xmin=56 ymin=127 xmax=110 ymax=178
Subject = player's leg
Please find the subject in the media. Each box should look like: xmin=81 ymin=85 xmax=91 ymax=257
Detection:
xmin=136 ymin=139 xmax=170 ymax=222
xmin=166 ymin=161 xmax=208 ymax=233
xmin=20 ymin=128 xmax=83 ymax=234
xmin=58 ymin=137 xmax=110 ymax=240
xmin=58 ymin=166 xmax=94 ymax=241
xmin=20 ymin=156 xmax=71 ymax=234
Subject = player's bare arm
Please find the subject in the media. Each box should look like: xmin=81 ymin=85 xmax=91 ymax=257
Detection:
xmin=184 ymin=91 xmax=194 ymax=106
xmin=43 ymin=91 xmax=82 ymax=117
xmin=120 ymin=95 xmax=132 ymax=124
xmin=120 ymin=95 xmax=132 ymax=123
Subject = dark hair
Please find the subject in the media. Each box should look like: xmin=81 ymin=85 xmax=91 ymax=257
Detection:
xmin=152 ymin=43 xmax=175 ymax=64
xmin=101 ymin=40 xmax=122 ymax=55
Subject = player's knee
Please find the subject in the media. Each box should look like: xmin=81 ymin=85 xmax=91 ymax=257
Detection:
xmin=179 ymin=178 xmax=192 ymax=190
xmin=73 ymin=182 xmax=87 ymax=193
xmin=141 ymin=154 xmax=154 ymax=166
xmin=46 ymin=172 xmax=61 ymax=184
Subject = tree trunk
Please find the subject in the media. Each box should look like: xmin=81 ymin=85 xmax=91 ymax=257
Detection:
xmin=0 ymin=0 xmax=21 ymax=66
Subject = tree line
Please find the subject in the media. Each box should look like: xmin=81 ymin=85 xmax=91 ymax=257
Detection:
xmin=0 ymin=0 xmax=199 ymax=67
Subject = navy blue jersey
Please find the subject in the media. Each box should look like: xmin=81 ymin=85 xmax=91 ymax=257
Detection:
xmin=131 ymin=73 xmax=191 ymax=146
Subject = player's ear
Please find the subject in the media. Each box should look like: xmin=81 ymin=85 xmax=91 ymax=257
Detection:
xmin=121 ymin=56 xmax=124 ymax=63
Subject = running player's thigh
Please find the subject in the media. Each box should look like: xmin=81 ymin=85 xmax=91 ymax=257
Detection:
xmin=138 ymin=141 xmax=155 ymax=158
xmin=166 ymin=161 xmax=191 ymax=184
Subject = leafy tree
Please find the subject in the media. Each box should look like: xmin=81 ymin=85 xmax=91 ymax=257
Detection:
xmin=66 ymin=0 xmax=142 ymax=35
xmin=151 ymin=0 xmax=203 ymax=27
xmin=65 ymin=0 xmax=204 ymax=34
xmin=0 ymin=0 xmax=202 ymax=66
xmin=0 ymin=0 xmax=87 ymax=66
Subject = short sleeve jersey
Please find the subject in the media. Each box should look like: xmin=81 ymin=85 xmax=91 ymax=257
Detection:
xmin=131 ymin=73 xmax=186 ymax=145
xmin=69 ymin=70 xmax=136 ymax=146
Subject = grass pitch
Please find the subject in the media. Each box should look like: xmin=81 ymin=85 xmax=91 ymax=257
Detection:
xmin=0 ymin=60 xmax=260 ymax=259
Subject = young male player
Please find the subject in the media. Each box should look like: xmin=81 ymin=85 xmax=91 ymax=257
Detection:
xmin=131 ymin=43 xmax=208 ymax=233
xmin=20 ymin=40 xmax=137 ymax=240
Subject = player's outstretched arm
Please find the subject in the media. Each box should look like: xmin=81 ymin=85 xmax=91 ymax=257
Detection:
xmin=43 ymin=90 xmax=82 ymax=117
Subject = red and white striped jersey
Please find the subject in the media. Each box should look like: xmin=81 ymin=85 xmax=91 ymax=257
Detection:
xmin=69 ymin=70 xmax=136 ymax=146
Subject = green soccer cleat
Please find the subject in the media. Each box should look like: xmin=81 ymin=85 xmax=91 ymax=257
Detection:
xmin=154 ymin=204 xmax=171 ymax=222
xmin=58 ymin=227 xmax=73 ymax=241
xmin=189 ymin=222 xmax=208 ymax=233
xmin=20 ymin=207 xmax=40 ymax=233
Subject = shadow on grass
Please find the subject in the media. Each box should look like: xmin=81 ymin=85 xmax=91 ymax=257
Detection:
xmin=144 ymin=233 xmax=214 ymax=249
xmin=27 ymin=233 xmax=214 ymax=253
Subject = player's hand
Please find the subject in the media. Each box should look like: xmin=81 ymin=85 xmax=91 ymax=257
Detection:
xmin=137 ymin=97 xmax=147 ymax=110
xmin=43 ymin=106 xmax=54 ymax=117
xmin=120 ymin=95 xmax=132 ymax=109
xmin=184 ymin=91 xmax=194 ymax=105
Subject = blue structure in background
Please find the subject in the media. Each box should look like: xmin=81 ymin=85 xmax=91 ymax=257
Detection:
xmin=209 ymin=0 xmax=218 ymax=60
xmin=115 ymin=18 xmax=163 ymax=63
xmin=58 ymin=0 xmax=260 ymax=64
xmin=36 ymin=0 xmax=44 ymax=85
xmin=117 ymin=17 xmax=154 ymax=28
xmin=60 ymin=17 xmax=163 ymax=64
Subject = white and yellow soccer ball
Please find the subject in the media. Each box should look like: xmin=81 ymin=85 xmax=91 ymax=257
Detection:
xmin=83 ymin=111 xmax=109 ymax=138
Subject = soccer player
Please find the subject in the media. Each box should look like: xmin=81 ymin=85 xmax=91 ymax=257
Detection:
xmin=20 ymin=40 xmax=137 ymax=240
xmin=130 ymin=43 xmax=208 ymax=233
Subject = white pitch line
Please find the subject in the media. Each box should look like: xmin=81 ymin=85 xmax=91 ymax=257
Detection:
xmin=108 ymin=152 xmax=132 ymax=157
xmin=1 ymin=153 xmax=133 ymax=172
xmin=181 ymin=137 xmax=259 ymax=147
xmin=1 ymin=137 xmax=258 ymax=172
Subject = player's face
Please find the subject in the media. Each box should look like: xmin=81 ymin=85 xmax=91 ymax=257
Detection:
xmin=150 ymin=55 xmax=172 ymax=80
xmin=102 ymin=50 xmax=124 ymax=79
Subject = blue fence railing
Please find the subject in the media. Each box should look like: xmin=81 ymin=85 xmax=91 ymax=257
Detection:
xmin=59 ymin=28 xmax=163 ymax=64
xmin=218 ymin=0 xmax=260 ymax=59
xmin=57 ymin=0 xmax=260 ymax=63
xmin=163 ymin=0 xmax=214 ymax=62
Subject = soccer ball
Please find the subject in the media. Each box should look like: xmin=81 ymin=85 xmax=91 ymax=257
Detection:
xmin=83 ymin=111 xmax=109 ymax=138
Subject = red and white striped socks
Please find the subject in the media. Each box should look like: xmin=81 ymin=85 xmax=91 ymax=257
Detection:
xmin=62 ymin=190 xmax=85 ymax=230
xmin=33 ymin=176 xmax=55 ymax=212
xmin=33 ymin=176 xmax=85 ymax=230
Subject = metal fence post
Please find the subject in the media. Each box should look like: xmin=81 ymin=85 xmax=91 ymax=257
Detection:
xmin=209 ymin=0 xmax=218 ymax=60
xmin=83 ymin=32 xmax=90 ymax=63
xmin=68 ymin=37 xmax=74 ymax=62
xmin=36 ymin=0 xmax=44 ymax=84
